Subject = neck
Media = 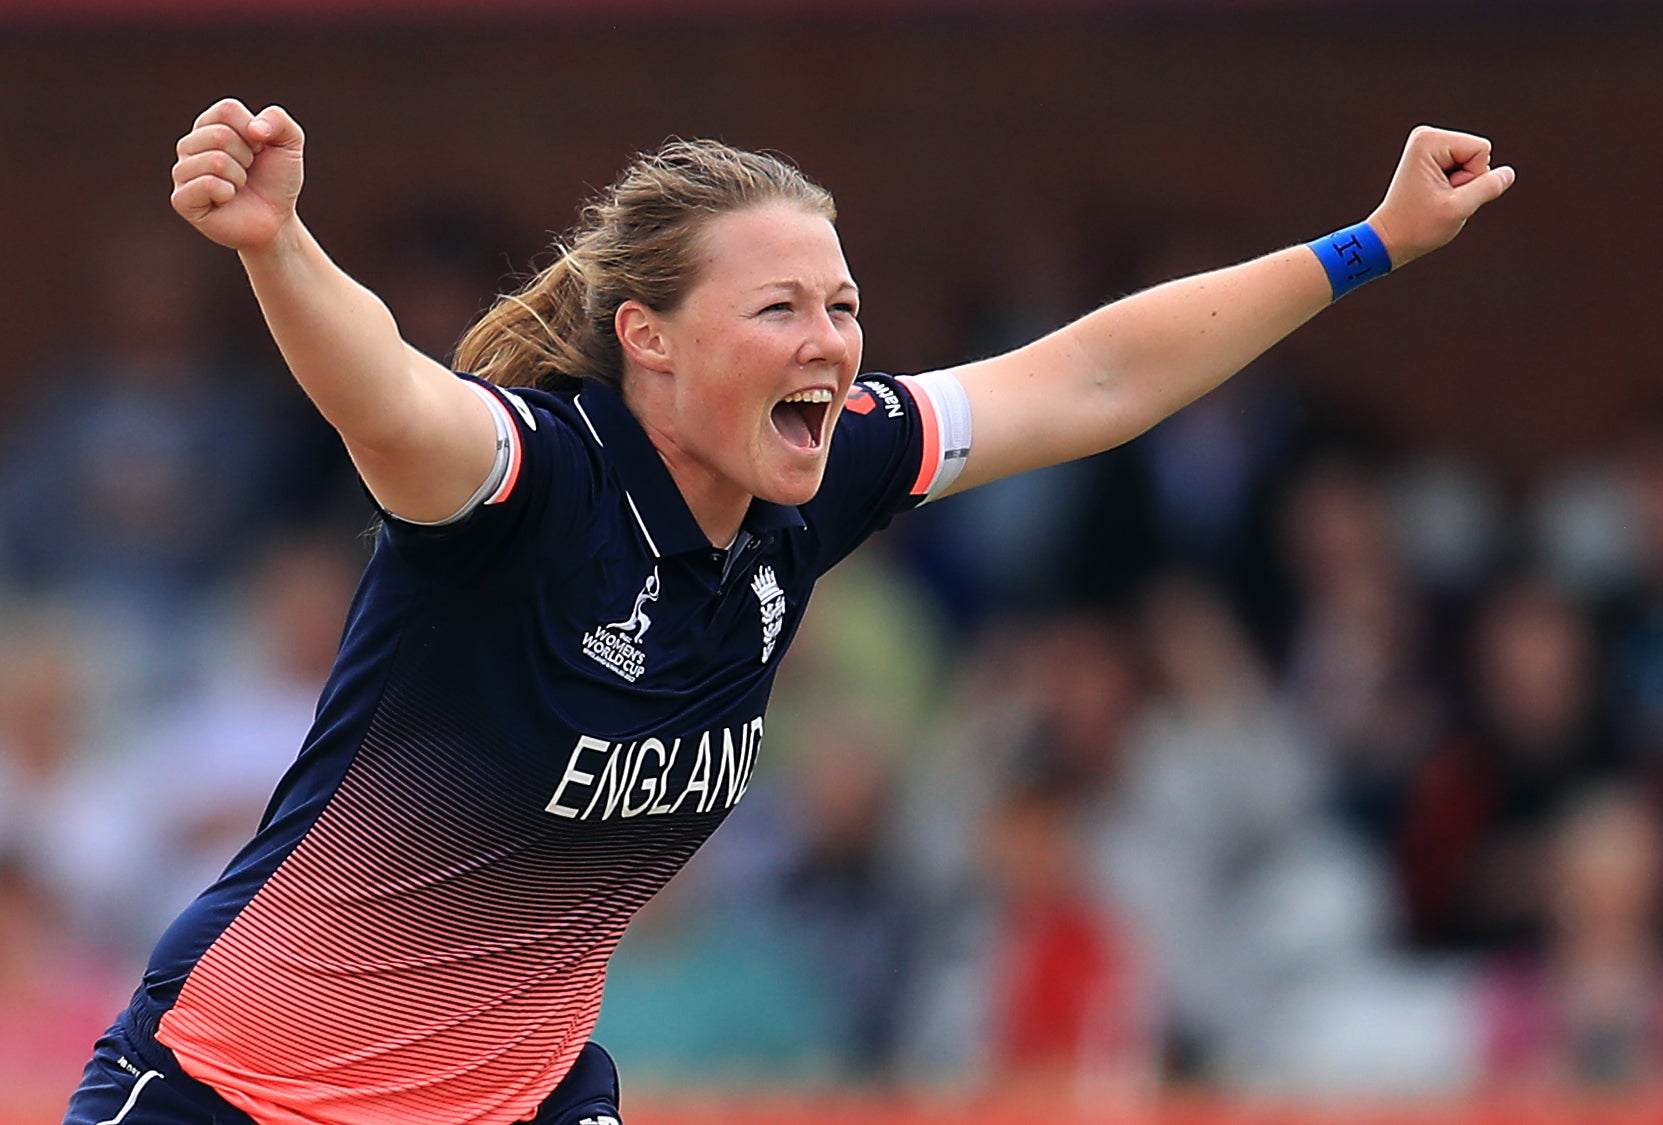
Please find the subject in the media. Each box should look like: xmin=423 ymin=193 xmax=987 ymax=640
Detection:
xmin=623 ymin=374 xmax=749 ymax=548
xmin=661 ymin=456 xmax=748 ymax=548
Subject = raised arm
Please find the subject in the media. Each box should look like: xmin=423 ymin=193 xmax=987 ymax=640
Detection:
xmin=170 ymin=99 xmax=497 ymax=523
xmin=941 ymin=126 xmax=1516 ymax=495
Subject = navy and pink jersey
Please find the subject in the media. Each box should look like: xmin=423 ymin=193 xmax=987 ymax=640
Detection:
xmin=132 ymin=371 xmax=970 ymax=1125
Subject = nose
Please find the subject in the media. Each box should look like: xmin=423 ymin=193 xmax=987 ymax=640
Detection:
xmin=796 ymin=307 xmax=849 ymax=367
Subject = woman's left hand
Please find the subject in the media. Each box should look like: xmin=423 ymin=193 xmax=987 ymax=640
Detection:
xmin=1367 ymin=125 xmax=1516 ymax=268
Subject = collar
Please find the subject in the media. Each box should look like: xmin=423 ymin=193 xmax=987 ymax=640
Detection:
xmin=572 ymin=379 xmax=805 ymax=558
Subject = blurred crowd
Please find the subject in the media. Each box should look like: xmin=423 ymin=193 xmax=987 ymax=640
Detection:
xmin=5 ymin=210 xmax=1663 ymax=1121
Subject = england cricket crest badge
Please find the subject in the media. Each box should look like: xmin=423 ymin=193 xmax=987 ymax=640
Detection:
xmin=752 ymin=565 xmax=785 ymax=664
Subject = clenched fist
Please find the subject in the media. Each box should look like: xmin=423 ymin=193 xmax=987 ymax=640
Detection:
xmin=1367 ymin=125 xmax=1516 ymax=268
xmin=171 ymin=98 xmax=305 ymax=254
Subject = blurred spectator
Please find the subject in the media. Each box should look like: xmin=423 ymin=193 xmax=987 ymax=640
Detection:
xmin=893 ymin=613 xmax=1147 ymax=1087
xmin=985 ymin=778 xmax=1157 ymax=1106
xmin=592 ymin=850 xmax=843 ymax=1088
xmin=774 ymin=721 xmax=919 ymax=1081
xmin=0 ymin=221 xmax=287 ymax=689
xmin=1130 ymin=373 xmax=1295 ymax=614
xmin=1096 ymin=574 xmax=1388 ymax=1083
xmin=1606 ymin=427 xmax=1663 ymax=784
xmin=1113 ymin=228 xmax=1302 ymax=618
xmin=899 ymin=217 xmax=1115 ymax=627
xmin=1481 ymin=786 xmax=1663 ymax=1092
xmin=1387 ymin=454 xmax=1506 ymax=599
xmin=1278 ymin=452 xmax=1446 ymax=849
xmin=899 ymin=611 xmax=1144 ymax=906
xmin=0 ymin=852 xmax=129 ymax=1125
xmin=1277 ymin=451 xmax=1402 ymax=630
xmin=763 ymin=545 xmax=947 ymax=774
xmin=1529 ymin=458 xmax=1646 ymax=603
xmin=114 ymin=531 xmax=364 ymax=945
xmin=0 ymin=617 xmax=149 ymax=961
xmin=1398 ymin=575 xmax=1623 ymax=951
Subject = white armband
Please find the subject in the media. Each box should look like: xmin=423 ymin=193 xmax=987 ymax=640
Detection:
xmin=897 ymin=369 xmax=973 ymax=503
xmin=399 ymin=382 xmax=518 ymax=527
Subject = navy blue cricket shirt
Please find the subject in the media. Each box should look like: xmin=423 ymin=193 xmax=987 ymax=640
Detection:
xmin=132 ymin=369 xmax=971 ymax=1125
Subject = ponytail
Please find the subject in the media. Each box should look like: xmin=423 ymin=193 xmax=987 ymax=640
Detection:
xmin=453 ymin=138 xmax=836 ymax=395
xmin=453 ymin=244 xmax=611 ymax=392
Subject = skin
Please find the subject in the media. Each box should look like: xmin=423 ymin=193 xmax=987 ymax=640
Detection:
xmin=617 ymin=204 xmax=863 ymax=544
xmin=170 ymin=101 xmax=1514 ymax=547
xmin=170 ymin=102 xmax=499 ymax=528
xmin=942 ymin=126 xmax=1514 ymax=493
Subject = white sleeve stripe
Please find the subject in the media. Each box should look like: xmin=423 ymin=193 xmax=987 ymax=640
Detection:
xmin=900 ymin=369 xmax=973 ymax=503
xmin=396 ymin=382 xmax=516 ymax=527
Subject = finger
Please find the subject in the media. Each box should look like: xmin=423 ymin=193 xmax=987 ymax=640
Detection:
xmin=1451 ymin=165 xmax=1517 ymax=212
xmin=176 ymin=122 xmax=256 ymax=170
xmin=172 ymin=149 xmax=249 ymax=192
xmin=193 ymin=97 xmax=256 ymax=134
xmin=1447 ymin=147 xmax=1490 ymax=187
xmin=249 ymin=105 xmax=304 ymax=151
xmin=1425 ymin=128 xmax=1493 ymax=179
xmin=171 ymin=174 xmax=238 ymax=222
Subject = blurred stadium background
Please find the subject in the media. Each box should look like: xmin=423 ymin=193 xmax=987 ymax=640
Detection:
xmin=3 ymin=1 xmax=1662 ymax=1121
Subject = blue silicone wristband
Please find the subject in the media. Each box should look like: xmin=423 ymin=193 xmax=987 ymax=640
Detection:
xmin=1307 ymin=221 xmax=1392 ymax=301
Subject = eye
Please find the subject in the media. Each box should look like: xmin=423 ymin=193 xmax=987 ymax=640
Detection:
xmin=831 ymin=301 xmax=859 ymax=318
xmin=759 ymin=301 xmax=793 ymax=315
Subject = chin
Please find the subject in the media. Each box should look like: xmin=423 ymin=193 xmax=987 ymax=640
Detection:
xmin=759 ymin=463 xmax=827 ymax=507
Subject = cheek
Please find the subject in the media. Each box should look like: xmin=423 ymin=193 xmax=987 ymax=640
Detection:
xmin=683 ymin=370 xmax=766 ymax=451
xmin=675 ymin=323 xmax=800 ymax=448
xmin=717 ymin=338 xmax=792 ymax=418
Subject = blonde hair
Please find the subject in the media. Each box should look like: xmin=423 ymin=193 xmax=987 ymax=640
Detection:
xmin=455 ymin=139 xmax=836 ymax=391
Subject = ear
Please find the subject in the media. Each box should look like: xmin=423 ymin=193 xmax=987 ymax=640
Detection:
xmin=616 ymin=300 xmax=674 ymax=374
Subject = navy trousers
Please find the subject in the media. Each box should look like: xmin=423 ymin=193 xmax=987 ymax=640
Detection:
xmin=63 ymin=999 xmax=622 ymax=1125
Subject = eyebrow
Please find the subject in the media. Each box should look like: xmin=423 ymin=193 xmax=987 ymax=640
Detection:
xmin=756 ymin=279 xmax=860 ymax=297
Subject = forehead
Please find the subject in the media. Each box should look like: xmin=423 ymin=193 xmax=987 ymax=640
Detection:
xmin=692 ymin=204 xmax=852 ymax=293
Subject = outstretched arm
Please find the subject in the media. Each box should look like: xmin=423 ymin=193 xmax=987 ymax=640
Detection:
xmin=941 ymin=126 xmax=1516 ymax=495
xmin=170 ymin=98 xmax=497 ymax=523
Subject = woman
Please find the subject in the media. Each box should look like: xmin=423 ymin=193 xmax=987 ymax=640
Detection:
xmin=65 ymin=99 xmax=1512 ymax=1125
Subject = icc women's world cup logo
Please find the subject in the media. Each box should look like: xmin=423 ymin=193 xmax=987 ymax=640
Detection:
xmin=582 ymin=567 xmax=659 ymax=682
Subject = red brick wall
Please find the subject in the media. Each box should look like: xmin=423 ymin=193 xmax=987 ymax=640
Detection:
xmin=1 ymin=11 xmax=1655 ymax=481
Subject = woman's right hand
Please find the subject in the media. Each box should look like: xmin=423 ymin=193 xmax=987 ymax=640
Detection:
xmin=171 ymin=99 xmax=305 ymax=253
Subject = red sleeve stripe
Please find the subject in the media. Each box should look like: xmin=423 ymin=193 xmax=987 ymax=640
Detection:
xmin=393 ymin=383 xmax=520 ymax=528
xmin=902 ymin=375 xmax=942 ymax=497
xmin=898 ymin=371 xmax=972 ymax=502
xmin=474 ymin=385 xmax=523 ymax=507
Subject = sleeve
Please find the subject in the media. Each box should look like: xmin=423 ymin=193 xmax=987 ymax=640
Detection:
xmin=369 ymin=374 xmax=598 ymax=579
xmin=803 ymin=369 xmax=972 ymax=573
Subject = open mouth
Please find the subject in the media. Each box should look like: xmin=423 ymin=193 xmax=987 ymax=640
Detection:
xmin=770 ymin=388 xmax=833 ymax=451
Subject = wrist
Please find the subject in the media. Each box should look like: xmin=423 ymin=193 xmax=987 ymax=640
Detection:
xmin=1306 ymin=220 xmax=1392 ymax=302
xmin=238 ymin=214 xmax=309 ymax=273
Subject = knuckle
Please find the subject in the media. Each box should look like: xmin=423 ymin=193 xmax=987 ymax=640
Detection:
xmin=194 ymin=97 xmax=248 ymax=130
xmin=266 ymin=105 xmax=304 ymax=139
